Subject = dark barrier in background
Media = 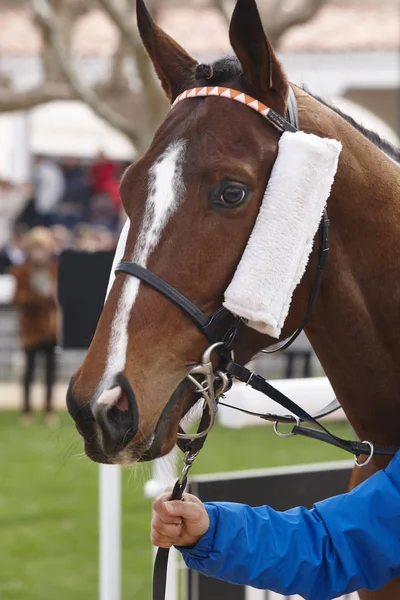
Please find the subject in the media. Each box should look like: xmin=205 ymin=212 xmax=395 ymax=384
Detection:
xmin=187 ymin=461 xmax=353 ymax=600
xmin=58 ymin=250 xmax=114 ymax=349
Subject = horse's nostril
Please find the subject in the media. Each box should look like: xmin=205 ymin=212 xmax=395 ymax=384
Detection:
xmin=96 ymin=385 xmax=123 ymax=408
xmin=115 ymin=391 xmax=129 ymax=412
xmin=92 ymin=378 xmax=139 ymax=456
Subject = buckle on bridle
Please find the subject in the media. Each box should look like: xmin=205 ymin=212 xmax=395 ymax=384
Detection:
xmin=245 ymin=370 xmax=255 ymax=386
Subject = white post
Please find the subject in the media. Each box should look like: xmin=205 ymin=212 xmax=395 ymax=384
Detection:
xmin=144 ymin=450 xmax=180 ymax=600
xmin=0 ymin=111 xmax=30 ymax=183
xmin=12 ymin=111 xmax=30 ymax=183
xmin=99 ymin=464 xmax=121 ymax=600
xmin=245 ymin=587 xmax=268 ymax=600
xmin=98 ymin=220 xmax=127 ymax=600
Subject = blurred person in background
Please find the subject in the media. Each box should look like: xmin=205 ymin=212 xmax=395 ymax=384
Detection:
xmin=31 ymin=155 xmax=65 ymax=227
xmin=56 ymin=158 xmax=90 ymax=229
xmin=11 ymin=228 xmax=59 ymax=425
xmin=0 ymin=223 xmax=27 ymax=274
xmin=89 ymin=151 xmax=117 ymax=195
xmin=0 ymin=176 xmax=31 ymax=249
xmin=89 ymin=190 xmax=119 ymax=231
xmin=50 ymin=224 xmax=71 ymax=257
xmin=72 ymin=223 xmax=98 ymax=252
xmin=89 ymin=152 xmax=121 ymax=231
xmin=92 ymin=226 xmax=116 ymax=252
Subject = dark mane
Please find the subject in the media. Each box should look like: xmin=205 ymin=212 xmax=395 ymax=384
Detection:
xmin=308 ymin=91 xmax=400 ymax=164
xmin=198 ymin=57 xmax=400 ymax=164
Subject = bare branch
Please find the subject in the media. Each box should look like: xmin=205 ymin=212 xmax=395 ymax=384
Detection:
xmin=258 ymin=0 xmax=329 ymax=46
xmin=94 ymin=38 xmax=129 ymax=96
xmin=96 ymin=0 xmax=153 ymax=87
xmin=97 ymin=0 xmax=168 ymax=130
xmin=211 ymin=0 xmax=230 ymax=23
xmin=30 ymin=0 xmax=140 ymax=146
xmin=210 ymin=0 xmax=329 ymax=46
xmin=31 ymin=1 xmax=91 ymax=82
xmin=108 ymin=39 xmax=127 ymax=89
xmin=0 ymin=83 xmax=76 ymax=112
xmin=96 ymin=0 xmax=138 ymax=47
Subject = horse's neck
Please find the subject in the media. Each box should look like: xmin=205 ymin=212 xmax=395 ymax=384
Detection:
xmin=300 ymin=91 xmax=400 ymax=446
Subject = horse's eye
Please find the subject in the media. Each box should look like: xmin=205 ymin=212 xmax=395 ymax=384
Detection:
xmin=221 ymin=187 xmax=245 ymax=204
xmin=217 ymin=183 xmax=248 ymax=207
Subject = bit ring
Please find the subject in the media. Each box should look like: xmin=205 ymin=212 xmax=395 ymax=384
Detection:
xmin=273 ymin=416 xmax=300 ymax=438
xmin=354 ymin=441 xmax=374 ymax=468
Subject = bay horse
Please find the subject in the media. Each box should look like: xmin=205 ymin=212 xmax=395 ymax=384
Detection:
xmin=67 ymin=0 xmax=400 ymax=597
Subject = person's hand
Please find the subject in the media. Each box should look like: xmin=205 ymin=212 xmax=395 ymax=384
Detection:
xmin=151 ymin=489 xmax=210 ymax=548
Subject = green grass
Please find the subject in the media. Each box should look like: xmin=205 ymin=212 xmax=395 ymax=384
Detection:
xmin=0 ymin=410 xmax=354 ymax=600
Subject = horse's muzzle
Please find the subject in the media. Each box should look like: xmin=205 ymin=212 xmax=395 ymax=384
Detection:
xmin=67 ymin=373 xmax=139 ymax=460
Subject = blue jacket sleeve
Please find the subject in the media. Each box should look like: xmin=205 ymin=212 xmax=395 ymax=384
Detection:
xmin=177 ymin=452 xmax=400 ymax=600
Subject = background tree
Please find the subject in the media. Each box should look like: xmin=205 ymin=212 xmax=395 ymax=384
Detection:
xmin=0 ymin=0 xmax=327 ymax=154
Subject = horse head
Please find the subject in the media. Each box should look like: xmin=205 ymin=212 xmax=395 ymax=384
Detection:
xmin=67 ymin=0 xmax=318 ymax=464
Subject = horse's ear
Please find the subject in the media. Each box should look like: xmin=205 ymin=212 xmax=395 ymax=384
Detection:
xmin=229 ymin=0 xmax=288 ymax=112
xmin=136 ymin=0 xmax=197 ymax=102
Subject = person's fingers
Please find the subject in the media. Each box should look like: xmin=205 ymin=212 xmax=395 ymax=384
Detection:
xmin=152 ymin=506 xmax=182 ymax=526
xmin=164 ymin=500 xmax=205 ymax=523
xmin=153 ymin=503 xmax=183 ymax=526
xmin=151 ymin=525 xmax=180 ymax=545
xmin=152 ymin=490 xmax=208 ymax=543
xmin=153 ymin=490 xmax=200 ymax=513
xmin=181 ymin=492 xmax=204 ymax=506
xmin=153 ymin=491 xmax=199 ymax=523
xmin=152 ymin=513 xmax=183 ymax=538
xmin=150 ymin=531 xmax=174 ymax=548
xmin=152 ymin=490 xmax=174 ymax=514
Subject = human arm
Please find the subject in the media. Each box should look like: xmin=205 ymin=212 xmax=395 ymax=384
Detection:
xmin=152 ymin=452 xmax=400 ymax=599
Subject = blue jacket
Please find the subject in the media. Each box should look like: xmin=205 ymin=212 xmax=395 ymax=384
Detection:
xmin=178 ymin=452 xmax=400 ymax=599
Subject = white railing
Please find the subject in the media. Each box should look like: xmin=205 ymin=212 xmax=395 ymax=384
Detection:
xmin=218 ymin=377 xmax=345 ymax=429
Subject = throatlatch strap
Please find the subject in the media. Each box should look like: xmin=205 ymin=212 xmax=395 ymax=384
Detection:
xmin=225 ymin=361 xmax=399 ymax=458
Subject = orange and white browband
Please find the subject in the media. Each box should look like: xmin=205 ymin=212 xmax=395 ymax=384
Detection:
xmin=172 ymin=86 xmax=297 ymax=133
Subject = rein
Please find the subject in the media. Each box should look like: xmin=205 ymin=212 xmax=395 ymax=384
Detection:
xmin=114 ymin=87 xmax=400 ymax=600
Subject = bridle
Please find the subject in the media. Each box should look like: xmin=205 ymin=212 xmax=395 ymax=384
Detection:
xmin=117 ymin=87 xmax=328 ymax=438
xmin=115 ymin=86 xmax=400 ymax=600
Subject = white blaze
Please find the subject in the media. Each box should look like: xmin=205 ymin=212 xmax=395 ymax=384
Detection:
xmin=100 ymin=141 xmax=186 ymax=392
